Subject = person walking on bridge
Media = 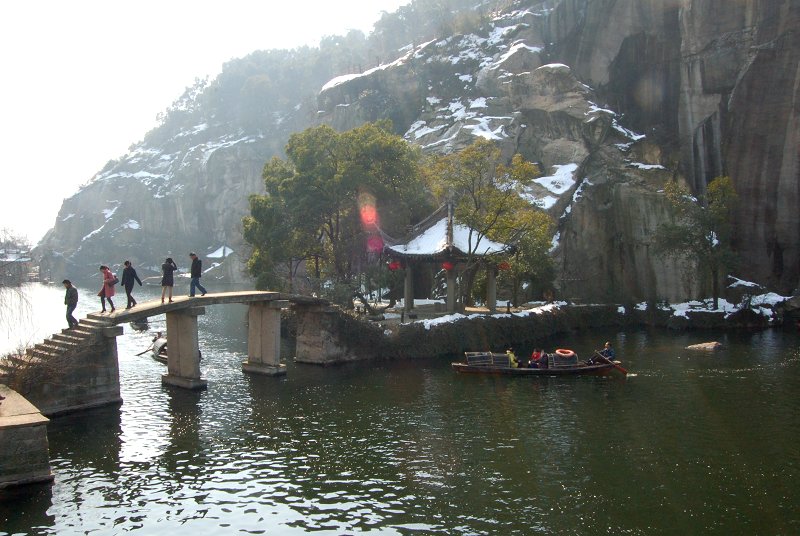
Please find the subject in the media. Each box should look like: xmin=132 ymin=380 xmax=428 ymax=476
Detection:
xmin=121 ymin=260 xmax=143 ymax=309
xmin=98 ymin=265 xmax=116 ymax=313
xmin=63 ymin=279 xmax=79 ymax=328
xmin=188 ymin=252 xmax=207 ymax=297
xmin=161 ymin=257 xmax=178 ymax=303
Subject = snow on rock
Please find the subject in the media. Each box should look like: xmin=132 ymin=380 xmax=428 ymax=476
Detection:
xmin=535 ymin=164 xmax=578 ymax=195
xmin=207 ymin=245 xmax=234 ymax=258
xmin=536 ymin=63 xmax=570 ymax=73
xmin=491 ymin=42 xmax=542 ymax=70
xmin=728 ymin=276 xmax=761 ymax=288
xmin=102 ymin=205 xmax=119 ymax=220
xmin=320 ymin=39 xmax=436 ymax=92
xmin=632 ymin=290 xmax=790 ymax=322
xmin=405 ymin=120 xmax=447 ymax=140
xmin=549 ymin=231 xmax=560 ymax=253
xmin=626 ymin=162 xmax=666 ymax=170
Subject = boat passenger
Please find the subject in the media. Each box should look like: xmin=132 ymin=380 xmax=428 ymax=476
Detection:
xmin=506 ymin=349 xmax=519 ymax=368
xmin=529 ymin=349 xmax=544 ymax=368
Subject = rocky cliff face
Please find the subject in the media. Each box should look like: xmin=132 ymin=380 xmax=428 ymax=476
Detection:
xmin=544 ymin=0 xmax=799 ymax=293
xmin=37 ymin=0 xmax=799 ymax=300
xmin=316 ymin=1 xmax=697 ymax=302
xmin=39 ymin=129 xmax=273 ymax=283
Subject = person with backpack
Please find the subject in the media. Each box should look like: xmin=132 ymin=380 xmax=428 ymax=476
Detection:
xmin=98 ymin=265 xmax=116 ymax=313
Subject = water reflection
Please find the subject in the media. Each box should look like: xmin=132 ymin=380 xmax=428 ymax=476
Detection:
xmin=1 ymin=284 xmax=800 ymax=534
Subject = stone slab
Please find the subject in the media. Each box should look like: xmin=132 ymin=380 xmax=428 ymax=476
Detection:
xmin=106 ymin=291 xmax=286 ymax=325
xmin=0 ymin=384 xmax=50 ymax=429
xmin=161 ymin=374 xmax=208 ymax=390
xmin=242 ymin=361 xmax=287 ymax=376
xmin=0 ymin=385 xmax=53 ymax=489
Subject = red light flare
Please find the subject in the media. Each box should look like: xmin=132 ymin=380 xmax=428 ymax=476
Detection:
xmin=358 ymin=192 xmax=379 ymax=230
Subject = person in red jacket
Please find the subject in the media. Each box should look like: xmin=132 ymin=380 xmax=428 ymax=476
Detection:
xmin=97 ymin=265 xmax=116 ymax=313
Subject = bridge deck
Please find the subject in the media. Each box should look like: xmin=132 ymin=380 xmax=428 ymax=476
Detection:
xmin=99 ymin=291 xmax=285 ymax=325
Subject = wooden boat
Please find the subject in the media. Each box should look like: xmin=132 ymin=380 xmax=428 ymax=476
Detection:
xmin=452 ymin=350 xmax=626 ymax=376
xmin=150 ymin=337 xmax=201 ymax=364
xmin=151 ymin=337 xmax=167 ymax=364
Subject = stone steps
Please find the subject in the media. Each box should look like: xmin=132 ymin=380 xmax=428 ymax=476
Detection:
xmin=52 ymin=332 xmax=89 ymax=345
xmin=2 ymin=353 xmax=42 ymax=370
xmin=26 ymin=347 xmax=61 ymax=360
xmin=12 ymin=317 xmax=110 ymax=372
xmin=69 ymin=326 xmax=101 ymax=340
xmin=34 ymin=342 xmax=63 ymax=354
xmin=84 ymin=314 xmax=113 ymax=325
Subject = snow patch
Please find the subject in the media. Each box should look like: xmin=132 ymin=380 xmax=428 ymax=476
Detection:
xmin=627 ymin=162 xmax=665 ymax=170
xmin=320 ymin=39 xmax=436 ymax=92
xmin=535 ymin=164 xmax=577 ymax=195
xmin=207 ymin=245 xmax=234 ymax=258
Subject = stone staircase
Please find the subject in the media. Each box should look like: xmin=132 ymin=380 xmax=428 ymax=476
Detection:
xmin=0 ymin=315 xmax=114 ymax=382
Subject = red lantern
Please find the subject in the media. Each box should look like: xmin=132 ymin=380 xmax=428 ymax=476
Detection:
xmin=441 ymin=261 xmax=454 ymax=271
xmin=388 ymin=260 xmax=401 ymax=271
xmin=498 ymin=261 xmax=511 ymax=271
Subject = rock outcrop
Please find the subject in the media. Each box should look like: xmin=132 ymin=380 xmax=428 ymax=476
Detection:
xmin=545 ymin=0 xmax=799 ymax=292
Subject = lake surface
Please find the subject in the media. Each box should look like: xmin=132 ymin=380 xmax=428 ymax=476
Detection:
xmin=1 ymin=283 xmax=799 ymax=535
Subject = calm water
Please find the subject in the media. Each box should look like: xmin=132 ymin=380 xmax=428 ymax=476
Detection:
xmin=1 ymin=283 xmax=799 ymax=535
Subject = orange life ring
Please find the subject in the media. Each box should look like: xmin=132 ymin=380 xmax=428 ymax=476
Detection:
xmin=555 ymin=348 xmax=575 ymax=358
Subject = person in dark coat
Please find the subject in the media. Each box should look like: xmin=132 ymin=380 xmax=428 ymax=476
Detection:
xmin=121 ymin=260 xmax=143 ymax=309
xmin=188 ymin=252 xmax=207 ymax=297
xmin=63 ymin=279 xmax=79 ymax=328
xmin=160 ymin=257 xmax=178 ymax=304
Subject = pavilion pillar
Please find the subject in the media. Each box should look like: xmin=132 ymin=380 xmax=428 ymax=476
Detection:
xmin=487 ymin=266 xmax=497 ymax=314
xmin=446 ymin=269 xmax=457 ymax=313
xmin=404 ymin=264 xmax=414 ymax=312
xmin=162 ymin=306 xmax=207 ymax=390
xmin=242 ymin=300 xmax=289 ymax=376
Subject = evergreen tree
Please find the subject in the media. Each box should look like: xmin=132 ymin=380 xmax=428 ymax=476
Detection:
xmin=243 ymin=122 xmax=431 ymax=303
xmin=655 ymin=176 xmax=739 ymax=308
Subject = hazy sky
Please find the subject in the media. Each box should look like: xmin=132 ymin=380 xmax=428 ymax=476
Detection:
xmin=0 ymin=0 xmax=410 ymax=244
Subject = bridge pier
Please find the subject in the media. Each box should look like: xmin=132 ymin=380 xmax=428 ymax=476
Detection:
xmin=162 ymin=306 xmax=207 ymax=390
xmin=242 ymin=301 xmax=289 ymax=376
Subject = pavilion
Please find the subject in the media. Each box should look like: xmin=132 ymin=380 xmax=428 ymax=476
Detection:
xmin=383 ymin=205 xmax=512 ymax=314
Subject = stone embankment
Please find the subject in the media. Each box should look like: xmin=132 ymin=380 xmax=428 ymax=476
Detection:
xmin=291 ymin=301 xmax=790 ymax=365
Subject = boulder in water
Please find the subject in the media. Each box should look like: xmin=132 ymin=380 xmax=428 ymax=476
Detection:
xmin=685 ymin=341 xmax=722 ymax=351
